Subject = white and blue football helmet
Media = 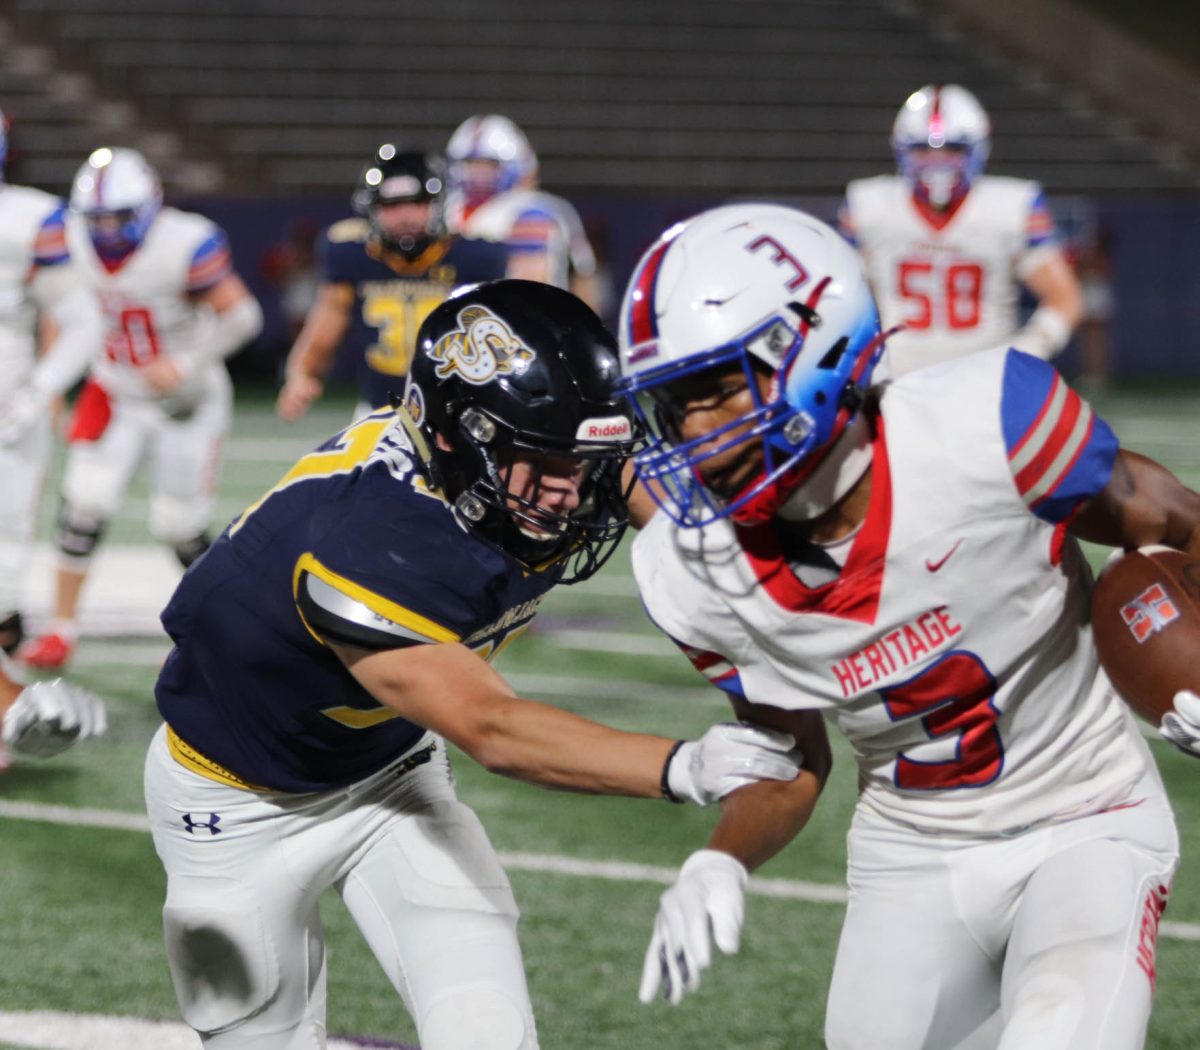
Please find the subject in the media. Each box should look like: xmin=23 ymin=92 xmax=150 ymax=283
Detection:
xmin=617 ymin=203 xmax=888 ymax=528
xmin=892 ymin=84 xmax=991 ymax=209
xmin=69 ymin=147 xmax=162 ymax=257
xmin=446 ymin=114 xmax=537 ymax=208
xmin=0 ymin=108 xmax=7 ymax=182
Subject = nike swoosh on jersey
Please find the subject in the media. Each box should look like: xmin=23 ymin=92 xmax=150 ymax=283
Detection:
xmin=925 ymin=539 xmax=964 ymax=573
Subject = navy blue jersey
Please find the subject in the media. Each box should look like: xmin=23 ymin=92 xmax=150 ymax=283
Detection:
xmin=155 ymin=409 xmax=554 ymax=793
xmin=318 ymin=220 xmax=508 ymax=409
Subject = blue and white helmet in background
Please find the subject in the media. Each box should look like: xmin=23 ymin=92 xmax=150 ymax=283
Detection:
xmin=617 ymin=203 xmax=887 ymax=528
xmin=446 ymin=114 xmax=537 ymax=209
xmin=0 ymin=107 xmax=8 ymax=181
xmin=69 ymin=147 xmax=163 ymax=257
xmin=892 ymin=84 xmax=991 ymax=209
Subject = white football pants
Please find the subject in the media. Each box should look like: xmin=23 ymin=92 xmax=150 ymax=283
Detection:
xmin=62 ymin=369 xmax=230 ymax=547
xmin=0 ymin=413 xmax=49 ymax=613
xmin=825 ymin=766 xmax=1179 ymax=1050
xmin=144 ymin=725 xmax=538 ymax=1050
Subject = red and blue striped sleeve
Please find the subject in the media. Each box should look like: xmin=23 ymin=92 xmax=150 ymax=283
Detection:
xmin=1024 ymin=190 xmax=1059 ymax=250
xmin=186 ymin=230 xmax=233 ymax=293
xmin=32 ymin=206 xmax=70 ymax=267
xmin=1001 ymin=349 xmax=1117 ymax=523
xmin=672 ymin=638 xmax=747 ymax=700
xmin=508 ymin=205 xmax=557 ymax=255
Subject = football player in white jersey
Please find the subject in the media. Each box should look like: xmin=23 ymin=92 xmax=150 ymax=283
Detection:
xmin=839 ymin=84 xmax=1083 ymax=378
xmin=617 ymin=204 xmax=1200 ymax=1049
xmin=445 ymin=114 xmax=602 ymax=312
xmin=22 ymin=148 xmax=263 ymax=670
xmin=0 ymin=108 xmax=104 ymax=656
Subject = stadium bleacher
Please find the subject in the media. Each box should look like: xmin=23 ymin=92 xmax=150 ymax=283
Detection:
xmin=1 ymin=0 xmax=1195 ymax=196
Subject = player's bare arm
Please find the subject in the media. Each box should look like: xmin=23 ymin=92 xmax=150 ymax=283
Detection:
xmin=332 ymin=639 xmax=800 ymax=800
xmin=1016 ymin=248 xmax=1084 ymax=359
xmin=708 ymin=701 xmax=831 ymax=871
xmin=143 ymin=271 xmax=262 ymax=394
xmin=1069 ymin=449 xmax=1200 ymax=558
xmin=276 ymin=282 xmax=354 ymax=420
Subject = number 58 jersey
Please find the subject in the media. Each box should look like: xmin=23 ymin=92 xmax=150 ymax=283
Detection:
xmin=839 ymin=174 xmax=1060 ymax=378
xmin=634 ymin=349 xmax=1152 ymax=836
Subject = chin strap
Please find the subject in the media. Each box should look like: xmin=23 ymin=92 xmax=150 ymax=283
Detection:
xmin=776 ymin=412 xmax=873 ymax=522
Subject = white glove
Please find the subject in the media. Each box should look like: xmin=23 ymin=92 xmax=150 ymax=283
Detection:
xmin=664 ymin=721 xmax=800 ymax=806
xmin=1160 ymin=690 xmax=1200 ymax=757
xmin=2 ymin=679 xmax=108 ymax=757
xmin=639 ymin=849 xmax=748 ymax=1005
xmin=0 ymin=384 xmax=47 ymax=445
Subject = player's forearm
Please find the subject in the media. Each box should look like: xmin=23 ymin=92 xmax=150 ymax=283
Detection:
xmin=464 ymin=693 xmax=675 ymax=798
xmin=1071 ymin=451 xmax=1200 ymax=558
xmin=706 ymin=769 xmax=824 ymax=872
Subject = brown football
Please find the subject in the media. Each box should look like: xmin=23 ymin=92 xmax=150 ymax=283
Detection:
xmin=1091 ymin=547 xmax=1200 ymax=725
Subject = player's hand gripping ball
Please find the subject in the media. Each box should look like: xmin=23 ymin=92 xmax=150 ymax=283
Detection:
xmin=1091 ymin=546 xmax=1200 ymax=754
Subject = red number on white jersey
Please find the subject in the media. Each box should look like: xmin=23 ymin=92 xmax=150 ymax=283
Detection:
xmin=896 ymin=260 xmax=985 ymax=332
xmin=105 ymin=307 xmax=162 ymax=366
xmin=879 ymin=650 xmax=1003 ymax=790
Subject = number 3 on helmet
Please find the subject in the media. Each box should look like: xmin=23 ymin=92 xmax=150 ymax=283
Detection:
xmin=617 ymin=203 xmax=888 ymax=528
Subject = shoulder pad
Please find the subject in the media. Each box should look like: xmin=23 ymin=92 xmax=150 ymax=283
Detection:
xmin=295 ymin=556 xmax=459 ymax=651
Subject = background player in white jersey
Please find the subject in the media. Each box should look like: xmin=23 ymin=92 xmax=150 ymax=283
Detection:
xmin=145 ymin=281 xmax=802 ymax=1049
xmin=445 ymin=114 xmax=602 ymax=312
xmin=616 ymin=204 xmax=1200 ymax=1049
xmin=23 ymin=147 xmax=263 ymax=670
xmin=839 ymin=84 xmax=1083 ymax=378
xmin=0 ymin=108 xmax=104 ymax=655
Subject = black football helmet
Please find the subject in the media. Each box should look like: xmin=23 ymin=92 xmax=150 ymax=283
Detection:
xmin=352 ymin=144 xmax=447 ymax=259
xmin=404 ymin=280 xmax=640 ymax=583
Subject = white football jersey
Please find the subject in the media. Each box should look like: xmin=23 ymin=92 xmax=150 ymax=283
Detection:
xmin=0 ymin=184 xmax=69 ymax=397
xmin=840 ymin=175 xmax=1060 ymax=377
xmin=67 ymin=206 xmax=232 ymax=403
xmin=451 ymin=187 xmax=596 ymax=290
xmin=634 ymin=348 xmax=1151 ymax=836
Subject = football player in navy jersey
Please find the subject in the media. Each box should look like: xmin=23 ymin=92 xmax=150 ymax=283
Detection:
xmin=276 ymin=146 xmax=510 ymax=421
xmin=147 ymin=280 xmax=806 ymax=1050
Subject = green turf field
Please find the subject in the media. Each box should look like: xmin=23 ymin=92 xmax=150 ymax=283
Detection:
xmin=2 ymin=383 xmax=1199 ymax=1048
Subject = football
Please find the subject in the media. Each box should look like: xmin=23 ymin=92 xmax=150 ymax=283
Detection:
xmin=1091 ymin=546 xmax=1200 ymax=725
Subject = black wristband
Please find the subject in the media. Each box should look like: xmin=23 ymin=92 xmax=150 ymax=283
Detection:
xmin=661 ymin=739 xmax=688 ymax=803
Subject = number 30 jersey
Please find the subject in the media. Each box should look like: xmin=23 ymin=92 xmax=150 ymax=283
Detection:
xmin=318 ymin=221 xmax=508 ymax=410
xmin=634 ymin=349 xmax=1152 ymax=836
xmin=66 ymin=206 xmax=233 ymax=403
xmin=839 ymin=175 xmax=1060 ymax=378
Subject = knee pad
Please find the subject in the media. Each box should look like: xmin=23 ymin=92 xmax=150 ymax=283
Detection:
xmin=150 ymin=494 xmax=211 ymax=550
xmin=421 ymin=986 xmax=533 ymax=1050
xmin=172 ymin=532 xmax=212 ymax=569
xmin=56 ymin=503 xmax=107 ymax=562
xmin=162 ymin=876 xmax=280 ymax=1035
xmin=0 ymin=611 xmax=23 ymax=655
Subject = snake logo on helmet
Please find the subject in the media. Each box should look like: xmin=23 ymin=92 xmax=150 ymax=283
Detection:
xmin=352 ymin=145 xmax=448 ymax=260
xmin=617 ymin=203 xmax=889 ymax=529
xmin=70 ymin=147 xmax=163 ymax=257
xmin=892 ymin=84 xmax=991 ymax=210
xmin=446 ymin=114 xmax=537 ymax=211
xmin=405 ymin=280 xmax=639 ymax=583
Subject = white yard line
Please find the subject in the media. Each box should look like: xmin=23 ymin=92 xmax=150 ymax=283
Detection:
xmin=2 ymin=798 xmax=1198 ymax=941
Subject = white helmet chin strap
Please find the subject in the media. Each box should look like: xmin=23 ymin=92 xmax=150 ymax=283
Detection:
xmin=777 ymin=412 xmax=874 ymax=522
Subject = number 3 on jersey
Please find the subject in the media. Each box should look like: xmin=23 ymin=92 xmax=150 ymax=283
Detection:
xmin=897 ymin=260 xmax=984 ymax=331
xmin=880 ymin=650 xmax=1004 ymax=790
